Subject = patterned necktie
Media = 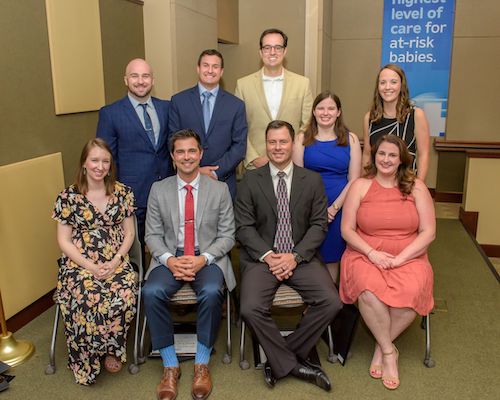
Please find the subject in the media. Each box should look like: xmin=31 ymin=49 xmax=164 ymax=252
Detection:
xmin=184 ymin=184 xmax=195 ymax=256
xmin=274 ymin=171 xmax=294 ymax=253
xmin=202 ymin=91 xmax=212 ymax=134
xmin=139 ymin=103 xmax=156 ymax=148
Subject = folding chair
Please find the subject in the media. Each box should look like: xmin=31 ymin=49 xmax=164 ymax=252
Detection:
xmin=238 ymin=283 xmax=335 ymax=370
xmin=130 ymin=283 xmax=233 ymax=373
xmin=45 ymin=215 xmax=144 ymax=375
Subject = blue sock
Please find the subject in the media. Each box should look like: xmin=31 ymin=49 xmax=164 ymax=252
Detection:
xmin=195 ymin=341 xmax=212 ymax=365
xmin=159 ymin=345 xmax=178 ymax=367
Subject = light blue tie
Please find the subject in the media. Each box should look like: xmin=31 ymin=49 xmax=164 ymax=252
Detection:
xmin=202 ymin=91 xmax=212 ymax=134
xmin=139 ymin=103 xmax=156 ymax=148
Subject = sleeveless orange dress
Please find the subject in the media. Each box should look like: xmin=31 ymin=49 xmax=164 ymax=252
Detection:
xmin=340 ymin=179 xmax=434 ymax=315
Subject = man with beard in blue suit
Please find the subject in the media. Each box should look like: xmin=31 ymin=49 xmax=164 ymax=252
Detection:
xmin=97 ymin=58 xmax=173 ymax=249
xmin=169 ymin=49 xmax=247 ymax=199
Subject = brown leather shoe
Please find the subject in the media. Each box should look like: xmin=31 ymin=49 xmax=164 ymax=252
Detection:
xmin=192 ymin=364 xmax=212 ymax=400
xmin=157 ymin=367 xmax=181 ymax=400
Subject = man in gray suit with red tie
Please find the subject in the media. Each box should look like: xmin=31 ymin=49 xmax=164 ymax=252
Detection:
xmin=96 ymin=58 xmax=173 ymax=249
xmin=235 ymin=120 xmax=342 ymax=392
xmin=143 ymin=129 xmax=235 ymax=400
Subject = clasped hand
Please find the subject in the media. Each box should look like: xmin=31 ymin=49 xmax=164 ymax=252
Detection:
xmin=264 ymin=252 xmax=297 ymax=281
xmin=368 ymin=250 xmax=403 ymax=269
xmin=89 ymin=259 xmax=120 ymax=280
xmin=167 ymin=255 xmax=206 ymax=281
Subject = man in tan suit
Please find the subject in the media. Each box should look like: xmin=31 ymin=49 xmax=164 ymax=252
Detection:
xmin=235 ymin=28 xmax=313 ymax=170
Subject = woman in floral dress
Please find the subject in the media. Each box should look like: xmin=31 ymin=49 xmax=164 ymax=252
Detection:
xmin=52 ymin=138 xmax=137 ymax=385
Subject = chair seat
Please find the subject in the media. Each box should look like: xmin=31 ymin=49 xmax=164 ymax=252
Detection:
xmin=272 ymin=284 xmax=303 ymax=307
xmin=170 ymin=283 xmax=198 ymax=305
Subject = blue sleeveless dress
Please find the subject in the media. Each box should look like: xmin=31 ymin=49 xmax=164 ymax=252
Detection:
xmin=304 ymin=138 xmax=350 ymax=262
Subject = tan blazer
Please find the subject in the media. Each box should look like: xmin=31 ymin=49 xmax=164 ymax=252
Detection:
xmin=235 ymin=68 xmax=313 ymax=169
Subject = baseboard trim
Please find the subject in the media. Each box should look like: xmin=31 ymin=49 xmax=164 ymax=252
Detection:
xmin=433 ymin=190 xmax=463 ymax=203
xmin=481 ymin=244 xmax=500 ymax=258
xmin=7 ymin=289 xmax=55 ymax=332
xmin=459 ymin=206 xmax=478 ymax=237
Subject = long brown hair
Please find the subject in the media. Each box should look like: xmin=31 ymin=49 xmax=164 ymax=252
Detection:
xmin=364 ymin=135 xmax=415 ymax=195
xmin=303 ymin=91 xmax=349 ymax=146
xmin=75 ymin=138 xmax=116 ymax=195
xmin=369 ymin=64 xmax=412 ymax=124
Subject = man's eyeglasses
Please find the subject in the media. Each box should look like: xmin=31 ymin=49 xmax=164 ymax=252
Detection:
xmin=261 ymin=45 xmax=285 ymax=53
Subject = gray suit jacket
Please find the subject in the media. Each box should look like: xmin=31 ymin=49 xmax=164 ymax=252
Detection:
xmin=145 ymin=174 xmax=236 ymax=290
xmin=235 ymin=164 xmax=328 ymax=267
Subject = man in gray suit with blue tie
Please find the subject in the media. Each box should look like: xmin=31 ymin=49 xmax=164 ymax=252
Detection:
xmin=143 ymin=129 xmax=235 ymax=400
xmin=97 ymin=58 xmax=173 ymax=250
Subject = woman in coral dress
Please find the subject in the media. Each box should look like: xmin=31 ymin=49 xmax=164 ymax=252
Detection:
xmin=52 ymin=138 xmax=137 ymax=385
xmin=340 ymin=135 xmax=434 ymax=390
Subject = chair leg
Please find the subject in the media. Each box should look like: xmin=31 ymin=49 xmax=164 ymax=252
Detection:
xmin=128 ymin=288 xmax=142 ymax=374
xmin=45 ymin=304 xmax=60 ymax=375
xmin=222 ymin=290 xmax=232 ymax=364
xmin=423 ymin=314 xmax=435 ymax=368
xmin=239 ymin=320 xmax=249 ymax=369
xmin=326 ymin=324 xmax=337 ymax=363
xmin=138 ymin=316 xmax=148 ymax=364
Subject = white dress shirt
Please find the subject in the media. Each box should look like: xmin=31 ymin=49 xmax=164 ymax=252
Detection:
xmin=158 ymin=173 xmax=214 ymax=266
xmin=262 ymin=71 xmax=284 ymax=120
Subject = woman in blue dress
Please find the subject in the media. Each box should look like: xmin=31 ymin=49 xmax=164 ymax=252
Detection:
xmin=293 ymin=91 xmax=361 ymax=283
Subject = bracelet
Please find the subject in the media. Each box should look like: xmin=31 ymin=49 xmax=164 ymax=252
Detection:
xmin=367 ymin=248 xmax=374 ymax=257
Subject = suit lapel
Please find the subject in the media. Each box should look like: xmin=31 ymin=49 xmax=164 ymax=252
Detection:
xmin=196 ymin=175 xmax=208 ymax=231
xmin=254 ymin=70 xmax=273 ymax=121
xmin=152 ymin=97 xmax=165 ymax=150
xmin=166 ymin=179 xmax=180 ymax=241
xmin=188 ymin=86 xmax=205 ymax=137
xmin=289 ymin=164 xmax=305 ymax=213
xmin=206 ymin=90 xmax=224 ymax=139
xmin=276 ymin=68 xmax=289 ymax=120
xmin=257 ymin=165 xmax=278 ymax=217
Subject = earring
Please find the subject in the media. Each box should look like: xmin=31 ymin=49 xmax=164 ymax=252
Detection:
xmin=107 ymin=171 xmax=110 ymax=177
xmin=83 ymin=167 xmax=87 ymax=175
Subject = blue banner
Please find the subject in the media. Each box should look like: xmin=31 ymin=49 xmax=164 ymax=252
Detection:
xmin=381 ymin=0 xmax=455 ymax=136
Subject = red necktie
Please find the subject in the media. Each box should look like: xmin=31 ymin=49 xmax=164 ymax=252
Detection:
xmin=184 ymin=184 xmax=195 ymax=255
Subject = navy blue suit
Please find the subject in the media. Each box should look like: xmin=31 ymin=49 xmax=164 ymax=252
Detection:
xmin=169 ymin=86 xmax=247 ymax=198
xmin=96 ymin=95 xmax=174 ymax=245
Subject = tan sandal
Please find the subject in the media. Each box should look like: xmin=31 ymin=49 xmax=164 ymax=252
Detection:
xmin=369 ymin=364 xmax=383 ymax=379
xmin=381 ymin=345 xmax=399 ymax=390
xmin=104 ymin=355 xmax=122 ymax=373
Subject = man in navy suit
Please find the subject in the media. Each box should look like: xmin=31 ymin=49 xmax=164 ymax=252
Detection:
xmin=169 ymin=49 xmax=247 ymax=199
xmin=96 ymin=58 xmax=173 ymax=248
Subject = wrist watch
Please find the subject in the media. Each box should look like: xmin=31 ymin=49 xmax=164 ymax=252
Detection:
xmin=293 ymin=252 xmax=304 ymax=264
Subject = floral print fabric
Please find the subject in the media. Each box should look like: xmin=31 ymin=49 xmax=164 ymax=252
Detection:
xmin=52 ymin=182 xmax=137 ymax=385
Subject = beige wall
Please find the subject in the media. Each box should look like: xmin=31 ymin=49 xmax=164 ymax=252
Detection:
xmin=219 ymin=0 xmax=306 ymax=93
xmin=0 ymin=0 xmax=144 ymax=178
xmin=329 ymin=0 xmax=500 ymax=188
xmin=144 ymin=0 xmax=218 ymax=98
xmin=463 ymin=156 xmax=500 ymax=246
xmin=0 ymin=0 xmax=144 ymax=317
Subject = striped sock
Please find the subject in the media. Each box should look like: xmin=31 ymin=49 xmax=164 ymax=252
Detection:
xmin=195 ymin=341 xmax=212 ymax=365
xmin=159 ymin=345 xmax=178 ymax=367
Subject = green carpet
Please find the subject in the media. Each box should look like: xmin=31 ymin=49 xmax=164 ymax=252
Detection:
xmin=2 ymin=219 xmax=499 ymax=399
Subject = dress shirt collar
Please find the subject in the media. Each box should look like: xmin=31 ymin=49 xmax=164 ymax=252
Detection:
xmin=128 ymin=93 xmax=153 ymax=109
xmin=198 ymin=83 xmax=219 ymax=98
xmin=262 ymin=70 xmax=284 ymax=82
xmin=269 ymin=160 xmax=293 ymax=179
xmin=176 ymin=173 xmax=201 ymax=191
